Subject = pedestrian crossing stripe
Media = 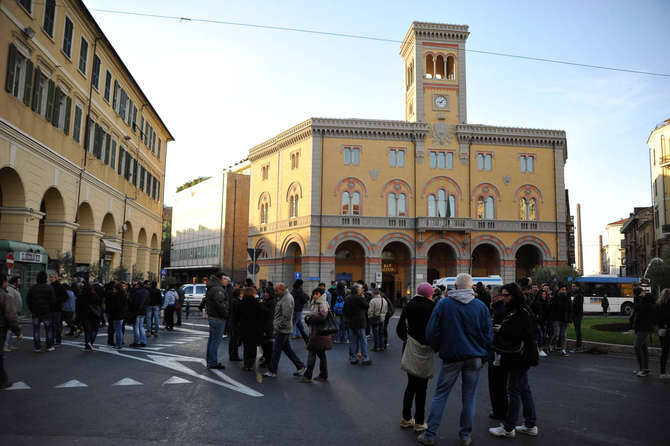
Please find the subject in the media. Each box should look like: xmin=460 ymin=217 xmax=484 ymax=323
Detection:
xmin=163 ymin=376 xmax=191 ymax=385
xmin=112 ymin=378 xmax=143 ymax=386
xmin=56 ymin=379 xmax=87 ymax=388
xmin=4 ymin=381 xmax=31 ymax=390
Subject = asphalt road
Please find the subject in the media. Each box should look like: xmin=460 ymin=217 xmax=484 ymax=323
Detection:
xmin=1 ymin=314 xmax=668 ymax=446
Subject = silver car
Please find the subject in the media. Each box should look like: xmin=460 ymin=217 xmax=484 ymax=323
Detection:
xmin=182 ymin=284 xmax=207 ymax=307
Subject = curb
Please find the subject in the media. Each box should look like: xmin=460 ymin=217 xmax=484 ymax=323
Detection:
xmin=567 ymin=339 xmax=662 ymax=357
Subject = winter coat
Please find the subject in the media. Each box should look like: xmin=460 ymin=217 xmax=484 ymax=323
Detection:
xmin=273 ymin=290 xmax=295 ymax=335
xmin=496 ymin=304 xmax=539 ymax=370
xmin=259 ymin=295 xmax=277 ymax=340
xmin=106 ymin=291 xmax=128 ymax=321
xmin=0 ymin=286 xmax=21 ymax=335
xmin=292 ymin=286 xmax=308 ymax=312
xmin=130 ymin=287 xmax=149 ymax=317
xmin=50 ymin=281 xmax=68 ymax=312
xmin=632 ymin=295 xmax=656 ymax=332
xmin=571 ymin=292 xmax=584 ymax=320
xmin=343 ymin=293 xmax=369 ymax=329
xmin=397 ymin=295 xmax=435 ymax=345
xmin=148 ymin=286 xmax=162 ymax=306
xmin=656 ymin=301 xmax=670 ymax=330
xmin=205 ymin=275 xmax=230 ymax=321
xmin=27 ymin=283 xmax=55 ymax=318
xmin=306 ymin=294 xmax=333 ymax=351
xmin=7 ymin=284 xmax=23 ymax=316
xmin=78 ymin=285 xmax=103 ymax=322
xmin=162 ymin=289 xmax=178 ymax=308
xmin=547 ymin=292 xmax=571 ymax=323
xmin=236 ymin=296 xmax=264 ymax=344
xmin=530 ymin=297 xmax=549 ymax=324
xmin=368 ymin=296 xmax=389 ymax=324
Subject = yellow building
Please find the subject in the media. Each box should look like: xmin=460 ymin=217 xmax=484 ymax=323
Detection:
xmin=0 ymin=0 xmax=173 ymax=281
xmin=648 ymin=118 xmax=670 ymax=255
xmin=248 ymin=22 xmax=569 ymax=300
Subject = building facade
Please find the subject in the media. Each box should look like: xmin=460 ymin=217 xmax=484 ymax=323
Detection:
xmin=247 ymin=22 xmax=570 ymax=300
xmin=621 ymin=207 xmax=654 ymax=277
xmin=602 ymin=218 xmax=627 ymax=276
xmin=0 ymin=0 xmax=173 ymax=281
xmin=169 ymin=168 xmax=250 ymax=284
xmin=649 ymin=118 xmax=670 ymax=256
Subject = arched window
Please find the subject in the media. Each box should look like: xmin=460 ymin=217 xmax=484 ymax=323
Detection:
xmin=448 ymin=194 xmax=456 ymax=217
xmin=388 ymin=193 xmax=397 ymax=217
xmin=428 ymin=194 xmax=436 ymax=217
xmin=435 ymin=55 xmax=445 ymax=79
xmin=425 ymin=54 xmax=434 ymax=79
xmin=341 ymin=191 xmax=350 ymax=215
xmin=260 ymin=203 xmax=268 ymax=224
xmin=352 ymin=192 xmax=361 ymax=216
xmin=477 ymin=197 xmax=485 ymax=219
xmin=398 ymin=193 xmax=407 ymax=217
xmin=289 ymin=195 xmax=299 ymax=218
xmin=520 ymin=198 xmax=528 ymax=220
xmin=485 ymin=197 xmax=495 ymax=219
xmin=529 ymin=198 xmax=537 ymax=221
xmin=438 ymin=189 xmax=447 ymax=217
xmin=446 ymin=56 xmax=455 ymax=80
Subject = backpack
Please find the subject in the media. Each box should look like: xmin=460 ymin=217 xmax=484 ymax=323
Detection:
xmin=334 ymin=296 xmax=345 ymax=315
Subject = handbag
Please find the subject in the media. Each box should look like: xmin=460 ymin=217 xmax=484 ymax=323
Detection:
xmin=317 ymin=309 xmax=338 ymax=335
xmin=400 ymin=335 xmax=435 ymax=379
xmin=494 ymin=338 xmax=525 ymax=355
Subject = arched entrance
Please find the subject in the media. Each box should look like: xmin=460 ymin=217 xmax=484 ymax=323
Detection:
xmin=427 ymin=243 xmax=457 ymax=284
xmin=73 ymin=202 xmax=96 ymax=266
xmin=334 ymin=240 xmax=366 ymax=285
xmin=0 ymin=167 xmax=26 ymax=240
xmin=515 ymin=245 xmax=542 ymax=280
xmin=136 ymin=228 xmax=149 ymax=280
xmin=150 ymin=233 xmax=159 ymax=281
xmin=471 ymin=243 xmax=500 ymax=277
xmin=100 ymin=213 xmax=119 ymax=278
xmin=285 ymin=242 xmax=302 ymax=285
xmin=37 ymin=187 xmax=66 ymax=259
xmin=381 ymin=242 xmax=411 ymax=305
xmin=121 ymin=221 xmax=134 ymax=270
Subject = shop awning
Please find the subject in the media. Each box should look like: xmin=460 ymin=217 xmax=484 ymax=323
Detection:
xmin=101 ymin=239 xmax=122 ymax=254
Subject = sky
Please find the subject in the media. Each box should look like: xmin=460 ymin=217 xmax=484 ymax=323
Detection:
xmin=86 ymin=0 xmax=670 ymax=275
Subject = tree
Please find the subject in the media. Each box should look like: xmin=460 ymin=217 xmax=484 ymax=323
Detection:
xmin=112 ymin=266 xmax=129 ymax=282
xmin=132 ymin=271 xmax=145 ymax=282
xmin=532 ymin=264 xmax=581 ymax=286
xmin=645 ymin=260 xmax=670 ymax=298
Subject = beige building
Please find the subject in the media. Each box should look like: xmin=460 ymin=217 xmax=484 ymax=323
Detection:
xmin=649 ymin=118 xmax=670 ymax=256
xmin=602 ymin=218 xmax=627 ymax=276
xmin=1 ymin=0 xmax=173 ymax=281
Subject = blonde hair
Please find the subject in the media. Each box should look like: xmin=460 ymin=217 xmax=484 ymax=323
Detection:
xmin=658 ymin=288 xmax=670 ymax=305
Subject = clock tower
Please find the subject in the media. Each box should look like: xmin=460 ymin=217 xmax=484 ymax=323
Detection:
xmin=400 ymin=22 xmax=469 ymax=149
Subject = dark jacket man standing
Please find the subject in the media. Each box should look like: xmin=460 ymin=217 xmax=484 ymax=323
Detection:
xmin=570 ymin=283 xmax=584 ymax=351
xmin=343 ymin=284 xmax=371 ymax=365
xmin=205 ymin=273 xmax=230 ymax=369
xmin=27 ymin=271 xmax=56 ymax=352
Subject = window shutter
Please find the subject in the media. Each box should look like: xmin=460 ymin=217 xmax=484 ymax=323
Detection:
xmin=23 ymin=58 xmax=33 ymax=106
xmin=112 ymin=80 xmax=118 ymax=110
xmin=45 ymin=80 xmax=55 ymax=123
xmin=104 ymin=134 xmax=111 ymax=164
xmin=51 ymin=87 xmax=61 ymax=127
xmin=63 ymin=96 xmax=72 ymax=135
xmin=31 ymin=68 xmax=41 ymax=111
xmin=5 ymin=43 xmax=16 ymax=93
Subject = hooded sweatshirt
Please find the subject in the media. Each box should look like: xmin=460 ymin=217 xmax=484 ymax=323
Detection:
xmin=425 ymin=288 xmax=493 ymax=362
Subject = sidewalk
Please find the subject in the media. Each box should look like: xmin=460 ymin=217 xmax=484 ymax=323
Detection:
xmin=567 ymin=338 xmax=662 ymax=356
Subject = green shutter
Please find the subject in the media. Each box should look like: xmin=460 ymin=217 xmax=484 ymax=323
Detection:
xmin=45 ymin=80 xmax=55 ymax=122
xmin=51 ymin=87 xmax=61 ymax=127
xmin=22 ymin=59 xmax=33 ymax=106
xmin=31 ymin=68 xmax=41 ymax=111
xmin=63 ymin=96 xmax=72 ymax=135
xmin=5 ymin=43 xmax=16 ymax=93
xmin=104 ymin=133 xmax=111 ymax=164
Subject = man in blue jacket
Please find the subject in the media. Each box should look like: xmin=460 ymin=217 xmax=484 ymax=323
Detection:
xmin=418 ymin=273 xmax=493 ymax=446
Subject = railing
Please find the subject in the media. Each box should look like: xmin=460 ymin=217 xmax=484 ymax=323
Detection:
xmin=416 ymin=217 xmax=469 ymax=231
xmin=520 ymin=222 xmax=538 ymax=230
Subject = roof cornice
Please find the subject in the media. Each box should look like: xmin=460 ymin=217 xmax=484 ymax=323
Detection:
xmin=401 ymin=22 xmax=469 ymax=56
xmin=456 ymin=124 xmax=567 ymax=154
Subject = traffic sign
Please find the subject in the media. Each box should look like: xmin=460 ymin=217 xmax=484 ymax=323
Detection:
xmin=248 ymin=264 xmax=260 ymax=275
xmin=6 ymin=253 xmax=14 ymax=269
xmin=375 ymin=272 xmax=382 ymax=283
xmin=294 ymin=272 xmax=302 ymax=280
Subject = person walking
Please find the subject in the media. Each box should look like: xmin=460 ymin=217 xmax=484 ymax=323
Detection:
xmin=489 ymin=283 xmax=540 ymax=439
xmin=631 ymin=287 xmax=655 ymax=377
xmin=130 ymin=282 xmax=149 ymax=348
xmin=263 ymin=283 xmax=306 ymax=378
xmin=332 ymin=282 xmax=347 ymax=344
xmin=4 ymin=276 xmax=23 ymax=352
xmin=237 ymin=287 xmax=263 ymax=371
xmin=418 ymin=273 xmax=492 ymax=446
xmin=530 ymin=289 xmax=550 ymax=358
xmin=49 ymin=273 xmax=67 ymax=346
xmin=79 ymin=281 xmax=103 ymax=351
xmin=300 ymin=288 xmax=332 ymax=382
xmin=145 ymin=281 xmax=162 ymax=336
xmin=258 ymin=286 xmax=277 ymax=368
xmin=656 ymin=288 xmax=670 ymax=378
xmin=162 ymin=285 xmax=178 ymax=331
xmin=228 ymin=287 xmax=243 ymax=362
xmin=396 ymin=282 xmax=435 ymax=433
xmin=547 ymin=284 xmax=571 ymax=356
xmin=488 ymin=286 xmax=509 ymax=422
xmin=291 ymin=279 xmax=309 ymax=344
xmin=1 ymin=274 xmax=23 ymax=389
xmin=175 ymin=284 xmax=185 ymax=326
xmin=368 ymin=289 xmax=388 ymax=352
xmin=601 ymin=294 xmax=610 ymax=317
xmin=61 ymin=283 xmax=77 ymax=337
xmin=343 ymin=283 xmax=371 ymax=365
xmin=570 ymin=282 xmax=584 ymax=352
xmin=107 ymin=283 xmax=128 ymax=349
xmin=205 ymin=272 xmax=230 ymax=370
xmin=27 ymin=271 xmax=55 ymax=352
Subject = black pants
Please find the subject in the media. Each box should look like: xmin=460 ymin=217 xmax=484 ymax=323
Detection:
xmin=488 ymin=360 xmax=509 ymax=419
xmin=304 ymin=349 xmax=328 ymax=379
xmin=176 ymin=305 xmax=182 ymax=325
xmin=402 ymin=373 xmax=428 ymax=424
xmin=63 ymin=312 xmax=76 ymax=334
xmin=660 ymin=334 xmax=669 ymax=374
xmin=261 ymin=339 xmax=273 ymax=363
xmin=51 ymin=312 xmax=62 ymax=344
xmin=229 ymin=329 xmax=241 ymax=360
xmin=243 ymin=338 xmax=258 ymax=368
xmin=165 ymin=305 xmax=175 ymax=329
xmin=107 ymin=317 xmax=115 ymax=345
xmin=0 ymin=328 xmax=8 ymax=386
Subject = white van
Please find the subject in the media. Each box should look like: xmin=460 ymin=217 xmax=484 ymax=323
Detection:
xmin=181 ymin=283 xmax=207 ymax=306
xmin=433 ymin=275 xmax=504 ymax=291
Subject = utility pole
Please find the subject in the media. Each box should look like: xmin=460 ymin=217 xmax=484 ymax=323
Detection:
xmin=576 ymin=203 xmax=584 ymax=275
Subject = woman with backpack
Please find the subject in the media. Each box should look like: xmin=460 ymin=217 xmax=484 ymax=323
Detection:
xmin=162 ymin=285 xmax=178 ymax=331
xmin=489 ymin=283 xmax=539 ymax=439
xmin=333 ymin=282 xmax=347 ymax=343
xmin=368 ymin=289 xmax=388 ymax=352
xmin=300 ymin=288 xmax=332 ymax=382
xmin=396 ymin=282 xmax=436 ymax=433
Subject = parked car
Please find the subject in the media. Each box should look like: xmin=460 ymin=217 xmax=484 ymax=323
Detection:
xmin=182 ymin=284 xmax=207 ymax=306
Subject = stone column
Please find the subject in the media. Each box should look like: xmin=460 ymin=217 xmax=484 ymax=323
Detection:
xmin=456 ymin=259 xmax=470 ymax=275
xmin=0 ymin=207 xmax=44 ymax=243
xmin=366 ymin=258 xmax=382 ymax=287
xmin=121 ymin=241 xmax=137 ymax=271
xmin=150 ymin=248 xmax=161 ymax=280
xmin=414 ymin=259 xmax=428 ymax=286
xmin=74 ymin=230 xmax=103 ymax=265
xmin=502 ymin=260 xmax=516 ymax=283
xmin=41 ymin=220 xmax=78 ymax=260
xmin=136 ymin=246 xmax=150 ymax=280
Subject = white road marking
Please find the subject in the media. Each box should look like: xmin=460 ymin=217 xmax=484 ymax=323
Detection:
xmin=112 ymin=378 xmax=143 ymax=386
xmin=171 ymin=326 xmax=211 ymax=336
xmin=5 ymin=381 xmax=31 ymax=390
xmin=55 ymin=379 xmax=87 ymax=388
xmin=181 ymin=322 xmax=210 ymax=328
xmin=163 ymin=376 xmax=192 ymax=385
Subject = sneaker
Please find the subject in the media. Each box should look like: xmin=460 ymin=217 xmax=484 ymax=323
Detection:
xmin=207 ymin=363 xmax=226 ymax=370
xmin=539 ymin=350 xmax=548 ymax=358
xmin=400 ymin=417 xmax=415 ymax=428
xmin=489 ymin=425 xmax=516 ymax=438
xmin=293 ymin=367 xmax=306 ymax=376
xmin=3 ymin=347 xmax=11 ymax=353
xmin=298 ymin=377 xmax=312 ymax=383
xmin=632 ymin=369 xmax=640 ymax=375
xmin=263 ymin=371 xmax=277 ymax=377
xmin=561 ymin=350 xmax=568 ymax=357
xmin=515 ymin=425 xmax=539 ymax=436
xmin=46 ymin=347 xmax=55 ymax=352
xmin=414 ymin=423 xmax=427 ymax=433
xmin=314 ymin=375 xmax=328 ymax=382
xmin=637 ymin=370 xmax=649 ymax=377
xmin=659 ymin=373 xmax=670 ymax=379
xmin=416 ymin=433 xmax=435 ymax=445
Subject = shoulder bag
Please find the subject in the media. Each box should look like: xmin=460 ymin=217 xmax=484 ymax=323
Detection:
xmin=400 ymin=316 xmax=435 ymax=379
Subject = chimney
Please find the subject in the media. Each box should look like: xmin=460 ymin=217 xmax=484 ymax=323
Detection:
xmin=576 ymin=204 xmax=584 ymax=275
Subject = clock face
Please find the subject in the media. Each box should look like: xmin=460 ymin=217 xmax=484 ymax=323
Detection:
xmin=434 ymin=95 xmax=448 ymax=109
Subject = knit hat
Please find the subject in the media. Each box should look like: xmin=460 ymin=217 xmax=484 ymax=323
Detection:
xmin=417 ymin=282 xmax=434 ymax=298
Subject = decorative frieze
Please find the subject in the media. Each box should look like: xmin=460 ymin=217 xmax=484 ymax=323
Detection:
xmin=456 ymin=124 xmax=568 ymax=152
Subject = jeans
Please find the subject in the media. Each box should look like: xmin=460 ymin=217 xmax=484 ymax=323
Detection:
xmin=536 ymin=323 xmax=545 ymax=349
xmin=269 ymin=333 xmax=305 ymax=374
xmin=146 ymin=306 xmax=160 ymax=333
xmin=551 ymin=321 xmax=568 ymax=351
xmin=634 ymin=331 xmax=650 ymax=371
xmin=504 ymin=368 xmax=537 ymax=431
xmin=51 ymin=312 xmax=62 ymax=344
xmin=62 ymin=311 xmax=76 ymax=334
xmin=660 ymin=334 xmax=669 ymax=374
xmin=32 ymin=316 xmax=53 ymax=350
xmin=348 ymin=328 xmax=369 ymax=362
xmin=134 ymin=315 xmax=147 ymax=345
xmin=83 ymin=319 xmax=99 ymax=345
xmin=488 ymin=354 xmax=509 ymax=419
xmin=335 ymin=315 xmax=347 ymax=343
xmin=292 ymin=311 xmax=308 ymax=341
xmin=574 ymin=317 xmax=583 ymax=348
xmin=304 ymin=349 xmax=328 ymax=379
xmin=113 ymin=320 xmax=124 ymax=347
xmin=372 ymin=323 xmax=384 ymax=350
xmin=206 ymin=318 xmax=226 ymax=367
xmin=403 ymin=372 xmax=429 ymax=424
xmin=425 ymin=358 xmax=482 ymax=441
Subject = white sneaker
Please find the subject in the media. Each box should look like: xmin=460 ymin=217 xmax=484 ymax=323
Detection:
xmin=515 ymin=425 xmax=538 ymax=436
xmin=399 ymin=417 xmax=415 ymax=428
xmin=263 ymin=371 xmax=277 ymax=377
xmin=636 ymin=370 xmax=649 ymax=377
xmin=489 ymin=425 xmax=515 ymax=438
xmin=414 ymin=423 xmax=428 ymax=432
xmin=561 ymin=350 xmax=568 ymax=357
xmin=659 ymin=373 xmax=670 ymax=379
xmin=539 ymin=350 xmax=548 ymax=358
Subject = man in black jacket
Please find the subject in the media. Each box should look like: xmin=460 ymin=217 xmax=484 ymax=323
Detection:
xmin=205 ymin=272 xmax=230 ymax=370
xmin=291 ymin=279 xmax=309 ymax=344
xmin=548 ymin=284 xmax=571 ymax=356
xmin=228 ymin=286 xmax=242 ymax=361
xmin=27 ymin=271 xmax=56 ymax=352
xmin=343 ymin=284 xmax=371 ymax=365
xmin=570 ymin=283 xmax=584 ymax=352
xmin=49 ymin=273 xmax=68 ymax=345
